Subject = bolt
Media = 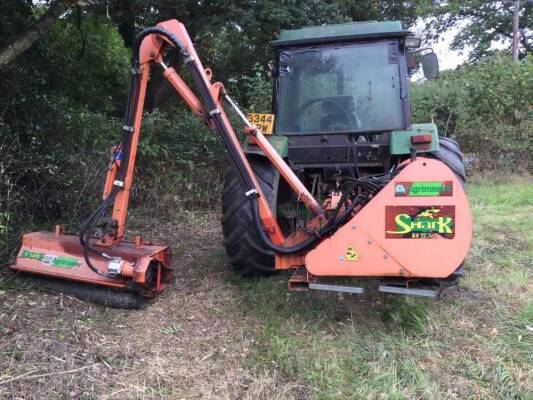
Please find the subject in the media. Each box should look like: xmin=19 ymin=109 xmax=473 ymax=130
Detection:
xmin=367 ymin=240 xmax=373 ymax=244
xmin=352 ymin=225 xmax=357 ymax=230
xmin=339 ymin=256 xmax=345 ymax=261
xmin=383 ymin=254 xmax=388 ymax=260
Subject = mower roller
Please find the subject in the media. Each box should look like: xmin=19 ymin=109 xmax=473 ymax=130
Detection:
xmin=10 ymin=19 xmax=472 ymax=307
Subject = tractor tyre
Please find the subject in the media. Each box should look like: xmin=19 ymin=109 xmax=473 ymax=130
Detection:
xmin=429 ymin=136 xmax=466 ymax=187
xmin=221 ymin=156 xmax=280 ymax=277
xmin=428 ymin=136 xmax=466 ymax=286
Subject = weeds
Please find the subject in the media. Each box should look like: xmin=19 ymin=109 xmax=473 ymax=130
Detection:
xmin=238 ymin=179 xmax=533 ymax=399
xmin=160 ymin=323 xmax=183 ymax=335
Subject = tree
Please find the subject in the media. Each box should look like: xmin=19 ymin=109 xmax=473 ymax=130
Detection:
xmin=89 ymin=0 xmax=432 ymax=107
xmin=424 ymin=0 xmax=532 ymax=61
xmin=0 ymin=0 xmax=72 ymax=67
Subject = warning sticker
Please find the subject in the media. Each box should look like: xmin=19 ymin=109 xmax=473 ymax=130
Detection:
xmin=345 ymin=244 xmax=359 ymax=261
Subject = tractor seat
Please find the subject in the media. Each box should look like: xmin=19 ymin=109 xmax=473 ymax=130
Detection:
xmin=319 ymin=95 xmax=360 ymax=131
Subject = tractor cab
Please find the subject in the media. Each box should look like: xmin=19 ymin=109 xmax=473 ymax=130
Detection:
xmin=271 ymin=21 xmax=437 ymax=135
xmin=266 ymin=21 xmax=439 ymax=175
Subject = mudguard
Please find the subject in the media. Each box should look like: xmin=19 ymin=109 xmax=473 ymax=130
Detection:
xmin=305 ymin=157 xmax=472 ymax=278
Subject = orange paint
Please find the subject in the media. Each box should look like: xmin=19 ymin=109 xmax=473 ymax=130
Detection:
xmin=305 ymin=158 xmax=472 ymax=278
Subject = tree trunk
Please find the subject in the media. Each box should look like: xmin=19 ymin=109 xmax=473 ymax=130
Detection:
xmin=511 ymin=0 xmax=521 ymax=61
xmin=0 ymin=0 xmax=70 ymax=67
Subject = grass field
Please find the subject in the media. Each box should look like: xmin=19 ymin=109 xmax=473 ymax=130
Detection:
xmin=0 ymin=177 xmax=531 ymax=399
xmin=237 ymin=176 xmax=533 ymax=399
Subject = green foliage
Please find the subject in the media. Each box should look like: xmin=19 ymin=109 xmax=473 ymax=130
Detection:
xmin=34 ymin=14 xmax=131 ymax=111
xmin=238 ymin=63 xmax=272 ymax=113
xmin=134 ymin=109 xmax=223 ymax=211
xmin=410 ymin=54 xmax=533 ymax=170
xmin=424 ymin=0 xmax=532 ymax=61
xmin=0 ymin=14 xmax=131 ymax=260
xmin=0 ymin=0 xmax=33 ymax=48
xmin=94 ymin=0 xmax=430 ymax=106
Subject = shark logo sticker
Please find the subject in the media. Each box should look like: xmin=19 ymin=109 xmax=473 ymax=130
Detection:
xmin=385 ymin=206 xmax=455 ymax=239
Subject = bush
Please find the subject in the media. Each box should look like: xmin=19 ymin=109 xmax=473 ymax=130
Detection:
xmin=410 ymin=54 xmax=532 ymax=171
xmin=0 ymin=13 xmax=227 ymax=262
xmin=134 ymin=109 xmax=224 ymax=213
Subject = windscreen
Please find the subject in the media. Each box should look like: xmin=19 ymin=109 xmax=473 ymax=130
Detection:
xmin=274 ymin=41 xmax=405 ymax=134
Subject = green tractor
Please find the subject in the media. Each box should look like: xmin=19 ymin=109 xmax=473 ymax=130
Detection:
xmin=222 ymin=21 xmax=465 ymax=277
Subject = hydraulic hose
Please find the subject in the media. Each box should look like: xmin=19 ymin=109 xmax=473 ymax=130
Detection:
xmin=80 ymin=25 xmax=371 ymax=275
xmin=249 ymin=193 xmax=366 ymax=254
xmin=130 ymin=27 xmax=369 ymax=255
xmin=79 ymin=65 xmax=142 ymax=277
xmin=132 ymin=27 xmax=257 ymax=194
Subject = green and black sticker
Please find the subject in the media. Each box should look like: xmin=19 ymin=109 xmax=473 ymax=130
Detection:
xmin=20 ymin=250 xmax=79 ymax=268
xmin=20 ymin=250 xmax=44 ymax=261
xmin=394 ymin=181 xmax=453 ymax=197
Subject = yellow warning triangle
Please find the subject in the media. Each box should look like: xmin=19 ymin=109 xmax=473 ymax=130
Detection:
xmin=346 ymin=244 xmax=359 ymax=261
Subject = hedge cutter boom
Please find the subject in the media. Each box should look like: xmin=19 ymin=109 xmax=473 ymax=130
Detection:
xmin=10 ymin=20 xmax=472 ymax=307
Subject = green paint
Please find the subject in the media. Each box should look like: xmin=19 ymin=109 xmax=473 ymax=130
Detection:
xmin=392 ymin=214 xmax=454 ymax=235
xmin=242 ymin=135 xmax=289 ymax=158
xmin=20 ymin=250 xmax=78 ymax=268
xmin=51 ymin=256 xmax=78 ymax=268
xmin=272 ymin=21 xmax=408 ymax=48
xmin=390 ymin=123 xmax=439 ymax=155
xmin=409 ymin=182 xmax=450 ymax=196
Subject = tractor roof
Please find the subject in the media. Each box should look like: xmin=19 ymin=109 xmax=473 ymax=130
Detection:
xmin=271 ymin=21 xmax=410 ymax=48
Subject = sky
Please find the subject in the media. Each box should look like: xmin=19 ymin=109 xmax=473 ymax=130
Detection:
xmin=412 ymin=18 xmax=471 ymax=71
xmin=412 ymin=17 xmax=512 ymax=73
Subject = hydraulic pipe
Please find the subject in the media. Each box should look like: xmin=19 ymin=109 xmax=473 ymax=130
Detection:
xmin=224 ymin=95 xmax=324 ymax=216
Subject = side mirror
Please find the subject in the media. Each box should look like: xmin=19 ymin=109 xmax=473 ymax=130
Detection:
xmin=422 ymin=52 xmax=439 ymax=80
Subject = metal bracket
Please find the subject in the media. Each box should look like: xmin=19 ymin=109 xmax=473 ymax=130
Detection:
xmin=245 ymin=189 xmax=259 ymax=198
xmin=183 ymin=55 xmax=195 ymax=64
xmin=378 ymin=285 xmax=437 ymax=298
xmin=309 ymin=283 xmax=364 ymax=294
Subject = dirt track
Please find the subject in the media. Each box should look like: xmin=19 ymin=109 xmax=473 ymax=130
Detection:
xmin=0 ymin=213 xmax=300 ymax=399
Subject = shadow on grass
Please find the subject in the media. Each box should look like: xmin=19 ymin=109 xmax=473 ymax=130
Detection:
xmin=232 ymin=272 xmax=431 ymax=336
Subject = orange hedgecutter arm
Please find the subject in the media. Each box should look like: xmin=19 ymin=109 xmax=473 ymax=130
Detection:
xmin=11 ymin=19 xmax=324 ymax=298
xmin=100 ymin=19 xmax=324 ymax=248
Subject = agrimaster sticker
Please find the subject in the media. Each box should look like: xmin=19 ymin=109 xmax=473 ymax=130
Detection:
xmin=385 ymin=206 xmax=455 ymax=239
xmin=394 ymin=181 xmax=453 ymax=197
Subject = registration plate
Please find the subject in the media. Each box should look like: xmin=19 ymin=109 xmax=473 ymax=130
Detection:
xmin=247 ymin=113 xmax=275 ymax=134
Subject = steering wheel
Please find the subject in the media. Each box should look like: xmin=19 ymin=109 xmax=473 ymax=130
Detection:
xmin=295 ymin=98 xmax=352 ymax=131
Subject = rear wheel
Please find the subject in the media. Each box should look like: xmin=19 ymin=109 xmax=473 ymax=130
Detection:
xmin=221 ymin=156 xmax=281 ymax=276
xmin=428 ymin=136 xmax=467 ymax=284
xmin=428 ymin=136 xmax=466 ymax=187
